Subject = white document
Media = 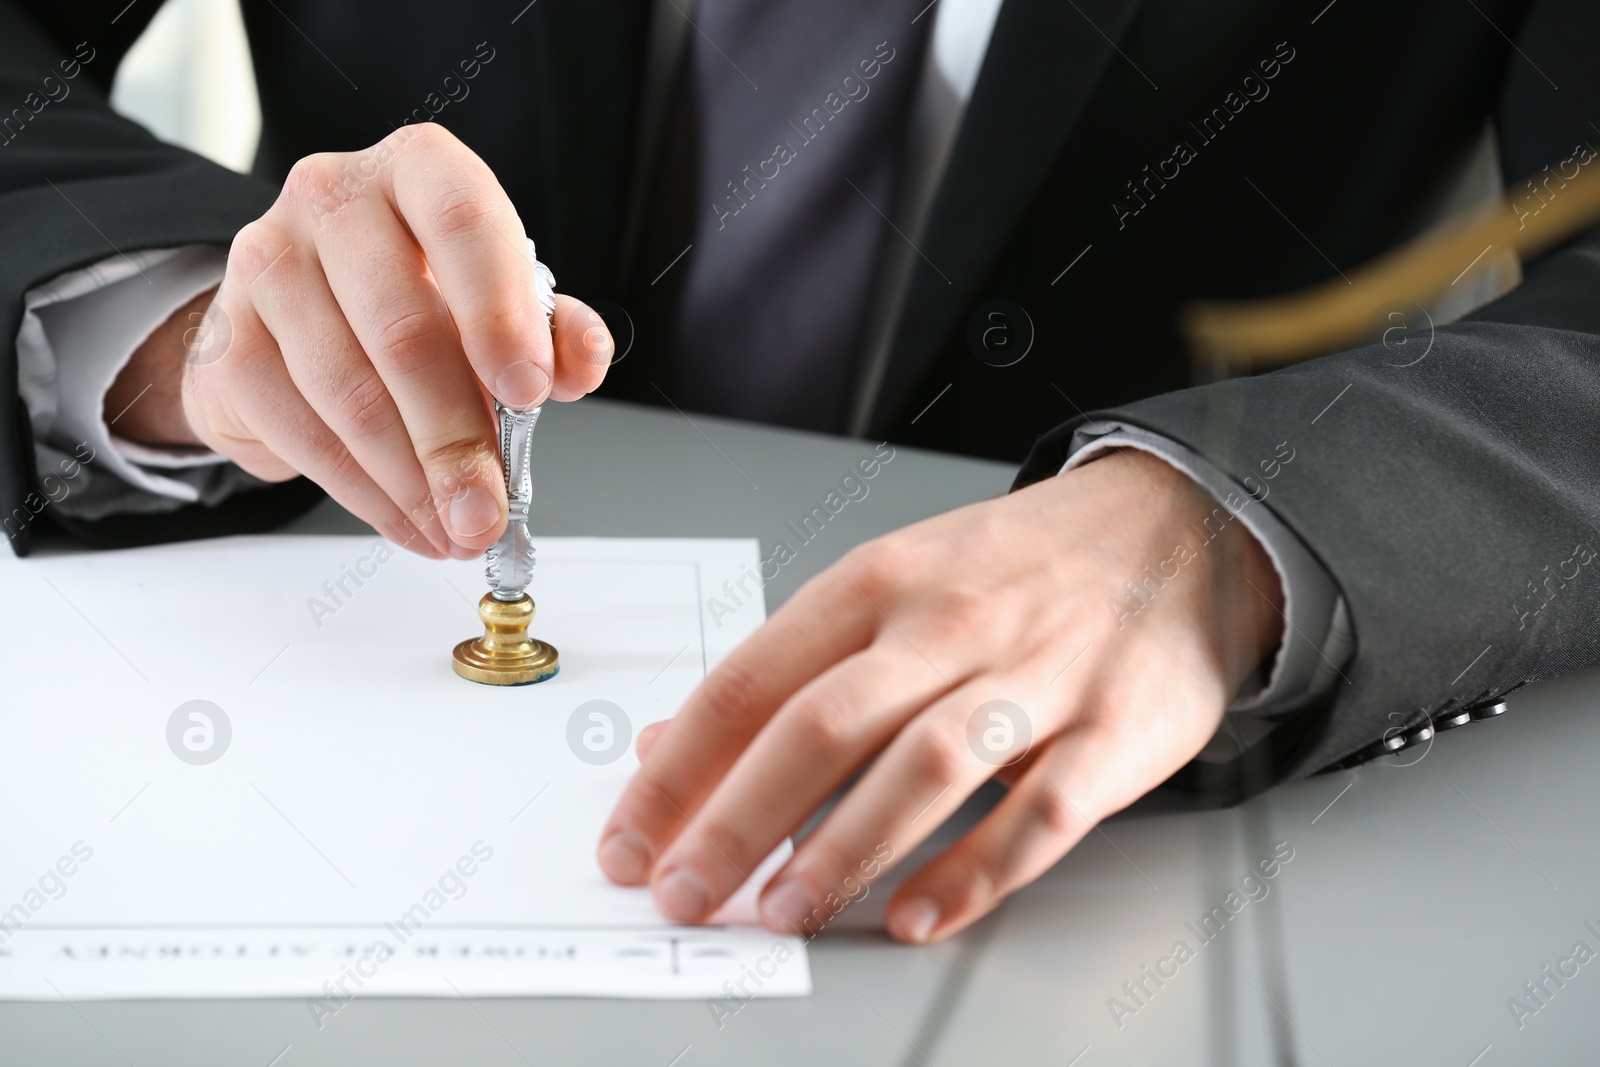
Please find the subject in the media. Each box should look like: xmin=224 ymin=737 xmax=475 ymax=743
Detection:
xmin=0 ymin=535 xmax=809 ymax=1002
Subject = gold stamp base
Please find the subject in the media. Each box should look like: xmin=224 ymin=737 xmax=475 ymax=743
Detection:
xmin=452 ymin=593 xmax=560 ymax=686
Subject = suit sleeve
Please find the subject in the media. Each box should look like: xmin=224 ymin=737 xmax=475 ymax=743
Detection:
xmin=0 ymin=0 xmax=320 ymax=558
xmin=1017 ymin=0 xmax=1600 ymax=788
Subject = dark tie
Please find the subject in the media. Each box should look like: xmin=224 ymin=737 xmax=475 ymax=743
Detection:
xmin=626 ymin=0 xmax=932 ymax=433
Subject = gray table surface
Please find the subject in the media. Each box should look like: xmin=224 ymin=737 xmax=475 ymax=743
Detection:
xmin=7 ymin=397 xmax=1598 ymax=1066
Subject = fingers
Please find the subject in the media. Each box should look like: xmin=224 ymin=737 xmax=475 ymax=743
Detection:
xmin=548 ymin=294 xmax=613 ymax=402
xmin=596 ymin=576 xmax=881 ymax=887
xmin=245 ymin=236 xmax=452 ymax=559
xmin=643 ymin=646 xmax=958 ymax=923
xmin=191 ymin=131 xmax=615 ymax=565
xmin=634 ymin=721 xmax=667 ymax=762
xmin=753 ymin=675 xmax=1043 ymax=938
xmin=197 ymin=301 xmax=442 ymax=557
xmin=882 ymin=650 xmax=1226 ymax=944
xmin=378 ymin=125 xmax=554 ymax=412
xmin=873 ymin=619 xmax=1234 ymax=943
xmin=587 ymin=455 xmax=1259 ymax=943
xmin=298 ymin=194 xmax=506 ymax=553
xmin=882 ymin=719 xmax=1141 ymax=944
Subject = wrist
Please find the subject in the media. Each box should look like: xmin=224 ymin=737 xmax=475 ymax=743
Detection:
xmin=103 ymin=285 xmax=216 ymax=449
xmin=1108 ymin=448 xmax=1286 ymax=683
xmin=1233 ymin=498 xmax=1286 ymax=668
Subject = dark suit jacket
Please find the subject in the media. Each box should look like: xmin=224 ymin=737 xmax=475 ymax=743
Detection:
xmin=3 ymin=0 xmax=1596 ymax=793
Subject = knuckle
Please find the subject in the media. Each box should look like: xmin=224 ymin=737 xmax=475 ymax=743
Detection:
xmin=904 ymin=725 xmax=969 ymax=784
xmin=315 ymin=432 xmax=365 ymax=488
xmin=1030 ymin=785 xmax=1085 ymax=838
xmin=922 ymin=587 xmax=991 ymax=644
xmin=697 ymin=660 xmax=766 ymax=735
xmin=394 ymin=120 xmax=451 ymax=154
xmin=226 ymin=220 xmax=265 ymax=260
xmin=420 ymin=436 xmax=497 ymax=485
xmin=947 ymin=865 xmax=1001 ymax=914
xmin=460 ymin=301 xmax=526 ymax=350
xmin=380 ymin=125 xmax=420 ymax=156
xmin=227 ymin=221 xmax=290 ymax=279
xmin=335 ymin=372 xmax=401 ymax=443
xmin=841 ymin=538 xmax=914 ymax=601
xmin=282 ymin=153 xmax=341 ymax=206
xmin=788 ymin=688 xmax=859 ymax=758
xmin=427 ymin=183 xmax=499 ymax=240
xmin=371 ymin=307 xmax=451 ymax=375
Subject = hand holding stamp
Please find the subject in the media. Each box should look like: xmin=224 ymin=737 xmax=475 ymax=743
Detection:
xmin=452 ymin=241 xmax=561 ymax=685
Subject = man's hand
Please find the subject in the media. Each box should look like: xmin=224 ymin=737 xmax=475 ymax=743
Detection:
xmin=597 ymin=450 xmax=1285 ymax=942
xmin=103 ymin=124 xmax=613 ymax=558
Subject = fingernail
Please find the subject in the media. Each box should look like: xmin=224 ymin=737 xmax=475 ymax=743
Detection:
xmin=598 ymin=831 xmax=651 ymax=884
xmin=494 ymin=360 xmax=551 ymax=410
xmin=890 ymin=897 xmax=940 ymax=943
xmin=655 ymin=868 xmax=710 ymax=922
xmin=448 ymin=487 xmax=499 ymax=539
xmin=761 ymin=880 xmax=820 ymax=936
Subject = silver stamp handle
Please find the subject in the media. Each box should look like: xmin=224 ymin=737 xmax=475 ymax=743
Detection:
xmin=484 ymin=241 xmax=557 ymax=600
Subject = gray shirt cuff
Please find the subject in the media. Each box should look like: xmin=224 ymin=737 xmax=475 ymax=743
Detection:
xmin=15 ymin=245 xmax=262 ymax=528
